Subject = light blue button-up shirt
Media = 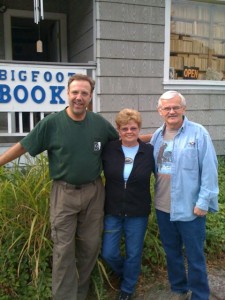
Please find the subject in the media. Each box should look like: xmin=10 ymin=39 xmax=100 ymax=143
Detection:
xmin=151 ymin=116 xmax=219 ymax=221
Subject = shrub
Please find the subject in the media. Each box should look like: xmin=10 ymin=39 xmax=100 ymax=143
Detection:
xmin=205 ymin=156 xmax=225 ymax=256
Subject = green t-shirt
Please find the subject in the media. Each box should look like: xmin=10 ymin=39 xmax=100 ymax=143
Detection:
xmin=20 ymin=109 xmax=118 ymax=185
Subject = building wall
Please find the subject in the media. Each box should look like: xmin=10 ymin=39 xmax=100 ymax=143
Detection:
xmin=67 ymin=0 xmax=94 ymax=63
xmin=95 ymin=0 xmax=225 ymax=155
xmin=0 ymin=0 xmax=224 ymax=154
xmin=0 ymin=14 xmax=4 ymax=59
xmin=2 ymin=0 xmax=67 ymax=13
xmin=95 ymin=0 xmax=165 ymax=125
xmin=179 ymin=91 xmax=225 ymax=155
xmin=0 ymin=0 xmax=68 ymax=61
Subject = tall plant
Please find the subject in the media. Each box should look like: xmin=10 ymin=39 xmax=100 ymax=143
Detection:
xmin=0 ymin=154 xmax=52 ymax=299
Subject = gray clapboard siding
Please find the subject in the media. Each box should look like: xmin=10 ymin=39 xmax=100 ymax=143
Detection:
xmin=99 ymin=94 xmax=160 ymax=112
xmin=99 ymin=95 xmax=139 ymax=111
xmin=207 ymin=126 xmax=225 ymax=140
xmin=98 ymin=59 xmax=163 ymax=77
xmin=70 ymin=29 xmax=93 ymax=58
xmin=95 ymin=0 xmax=165 ymax=122
xmin=97 ymin=2 xmax=164 ymax=24
xmin=95 ymin=0 xmax=224 ymax=155
xmin=141 ymin=111 xmax=162 ymax=128
xmin=213 ymin=140 xmax=225 ymax=156
xmin=98 ymin=21 xmax=164 ymax=42
xmin=0 ymin=15 xmax=4 ymax=59
xmin=138 ymin=95 xmax=160 ymax=111
xmin=68 ymin=0 xmax=92 ymax=15
xmin=186 ymin=111 xmax=225 ymax=126
xmin=70 ymin=47 xmax=94 ymax=63
xmin=68 ymin=0 xmax=94 ymax=62
xmin=98 ymin=0 xmax=165 ymax=7
xmin=98 ymin=40 xmax=164 ymax=59
xmin=209 ymin=95 xmax=225 ymax=109
xmin=68 ymin=11 xmax=93 ymax=37
xmin=97 ymin=77 xmax=163 ymax=94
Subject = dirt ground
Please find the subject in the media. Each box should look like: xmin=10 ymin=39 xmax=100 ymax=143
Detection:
xmin=134 ymin=258 xmax=225 ymax=300
xmin=133 ymin=267 xmax=225 ymax=300
xmin=88 ymin=257 xmax=225 ymax=300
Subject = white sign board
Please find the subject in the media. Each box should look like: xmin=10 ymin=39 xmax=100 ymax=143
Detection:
xmin=0 ymin=63 xmax=87 ymax=112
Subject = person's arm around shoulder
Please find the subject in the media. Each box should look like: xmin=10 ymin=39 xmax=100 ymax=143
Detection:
xmin=0 ymin=142 xmax=27 ymax=166
xmin=139 ymin=133 xmax=153 ymax=143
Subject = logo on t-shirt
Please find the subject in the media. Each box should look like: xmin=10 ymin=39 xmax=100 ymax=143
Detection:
xmin=94 ymin=142 xmax=101 ymax=151
xmin=157 ymin=141 xmax=173 ymax=174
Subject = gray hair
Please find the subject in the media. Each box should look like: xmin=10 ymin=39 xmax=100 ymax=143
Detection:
xmin=157 ymin=91 xmax=186 ymax=108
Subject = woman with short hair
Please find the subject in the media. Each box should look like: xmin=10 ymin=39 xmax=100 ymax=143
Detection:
xmin=101 ymin=108 xmax=155 ymax=300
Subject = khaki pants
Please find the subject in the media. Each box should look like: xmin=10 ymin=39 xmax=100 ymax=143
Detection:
xmin=50 ymin=178 xmax=105 ymax=300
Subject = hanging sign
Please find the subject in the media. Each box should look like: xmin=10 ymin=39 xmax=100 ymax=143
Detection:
xmin=0 ymin=63 xmax=87 ymax=112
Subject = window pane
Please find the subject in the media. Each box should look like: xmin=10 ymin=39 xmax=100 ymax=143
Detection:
xmin=170 ymin=0 xmax=225 ymax=81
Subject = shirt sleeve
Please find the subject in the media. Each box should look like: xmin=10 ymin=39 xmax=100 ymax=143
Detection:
xmin=196 ymin=131 xmax=219 ymax=212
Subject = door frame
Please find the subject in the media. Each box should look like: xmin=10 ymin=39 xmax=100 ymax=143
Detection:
xmin=4 ymin=9 xmax=68 ymax=62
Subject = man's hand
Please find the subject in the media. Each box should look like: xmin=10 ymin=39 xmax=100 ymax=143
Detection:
xmin=194 ymin=206 xmax=207 ymax=217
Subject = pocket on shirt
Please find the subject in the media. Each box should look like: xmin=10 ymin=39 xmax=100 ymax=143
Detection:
xmin=181 ymin=148 xmax=198 ymax=170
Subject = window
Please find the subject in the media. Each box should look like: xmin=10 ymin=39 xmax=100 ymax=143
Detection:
xmin=164 ymin=0 xmax=225 ymax=88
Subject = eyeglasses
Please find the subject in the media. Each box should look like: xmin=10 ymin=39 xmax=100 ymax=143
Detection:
xmin=160 ymin=106 xmax=183 ymax=112
xmin=120 ymin=127 xmax=139 ymax=133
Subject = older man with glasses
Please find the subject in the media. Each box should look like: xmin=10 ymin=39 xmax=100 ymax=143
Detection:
xmin=150 ymin=91 xmax=219 ymax=300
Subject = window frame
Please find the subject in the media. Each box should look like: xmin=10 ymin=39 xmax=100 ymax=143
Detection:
xmin=3 ymin=9 xmax=68 ymax=62
xmin=163 ymin=0 xmax=225 ymax=90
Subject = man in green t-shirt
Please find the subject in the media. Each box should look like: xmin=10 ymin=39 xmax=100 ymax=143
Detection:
xmin=0 ymin=74 xmax=118 ymax=300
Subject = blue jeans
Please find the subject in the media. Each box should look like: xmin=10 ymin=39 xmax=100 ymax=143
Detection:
xmin=101 ymin=215 xmax=148 ymax=294
xmin=156 ymin=210 xmax=210 ymax=300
